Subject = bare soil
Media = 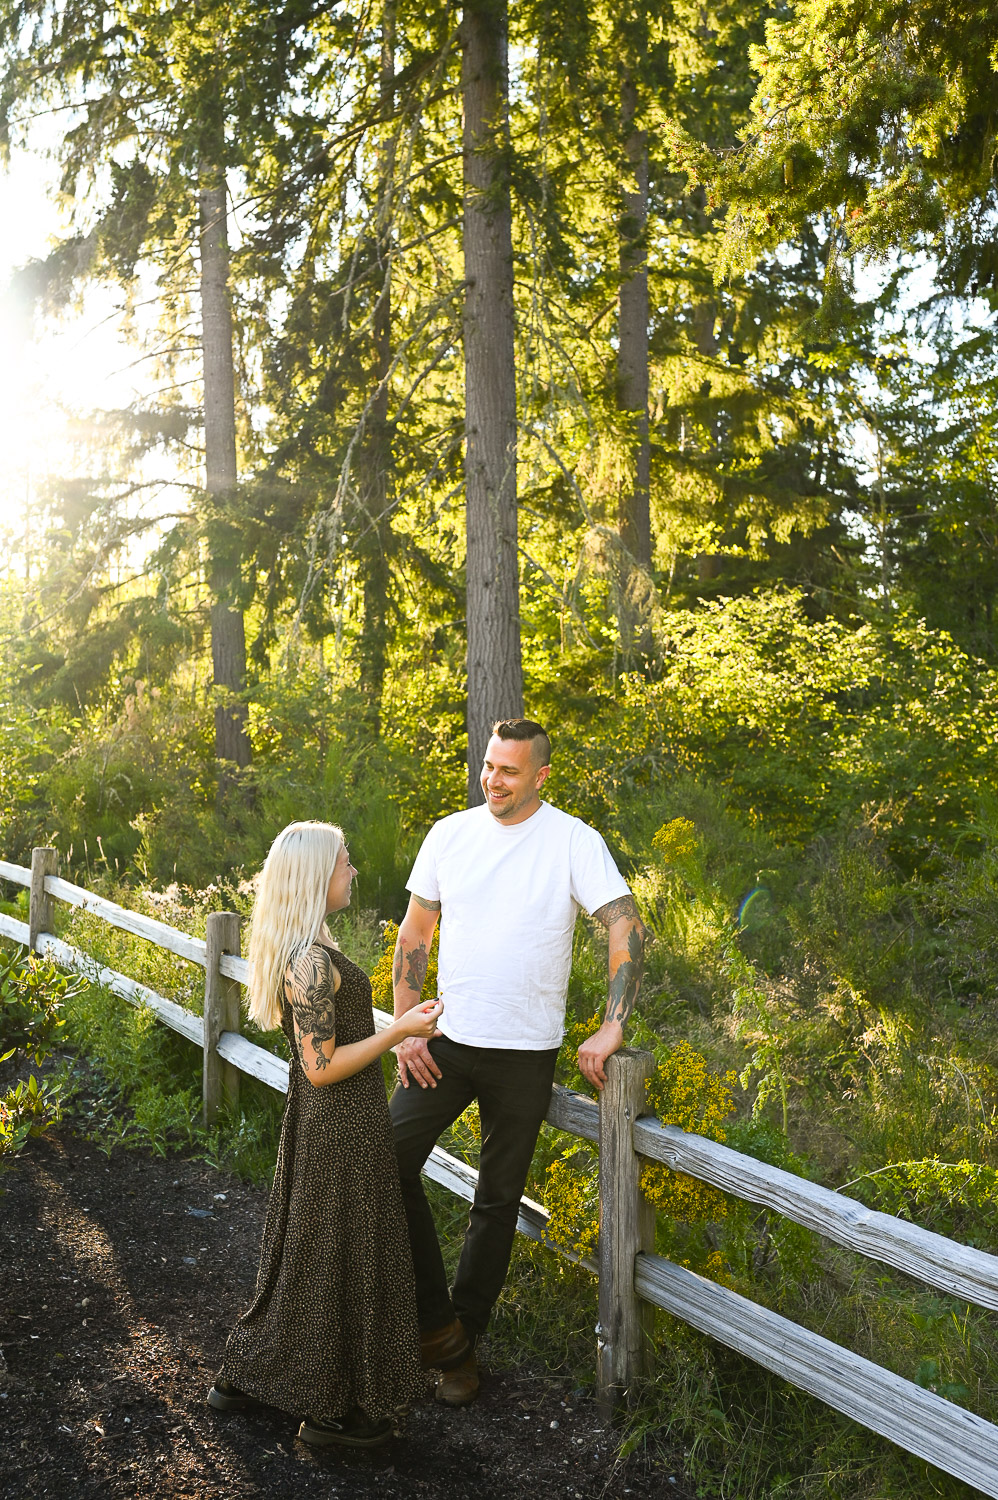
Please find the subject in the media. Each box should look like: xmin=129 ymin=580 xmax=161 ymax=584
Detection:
xmin=0 ymin=1130 xmax=691 ymax=1500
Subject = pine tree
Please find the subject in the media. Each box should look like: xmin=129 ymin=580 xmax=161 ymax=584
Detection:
xmin=462 ymin=0 xmax=523 ymax=798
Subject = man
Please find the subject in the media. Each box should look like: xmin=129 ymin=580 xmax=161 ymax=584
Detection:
xmin=389 ymin=718 xmax=646 ymax=1405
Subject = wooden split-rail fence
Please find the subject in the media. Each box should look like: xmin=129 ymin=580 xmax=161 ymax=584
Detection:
xmin=3 ymin=847 xmax=998 ymax=1493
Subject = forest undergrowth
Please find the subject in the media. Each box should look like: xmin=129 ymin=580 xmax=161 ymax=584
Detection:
xmin=4 ymin=594 xmax=998 ymax=1498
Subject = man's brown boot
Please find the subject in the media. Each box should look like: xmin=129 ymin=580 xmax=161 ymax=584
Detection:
xmin=419 ymin=1317 xmax=470 ymax=1372
xmin=434 ymin=1349 xmax=479 ymax=1407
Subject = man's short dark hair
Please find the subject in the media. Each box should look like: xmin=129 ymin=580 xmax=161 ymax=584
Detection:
xmin=491 ymin=718 xmax=551 ymax=767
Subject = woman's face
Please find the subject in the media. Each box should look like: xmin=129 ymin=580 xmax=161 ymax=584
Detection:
xmin=325 ymin=845 xmax=357 ymax=914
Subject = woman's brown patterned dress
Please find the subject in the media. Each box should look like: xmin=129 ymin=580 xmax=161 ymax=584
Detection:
xmin=219 ymin=941 xmax=422 ymax=1420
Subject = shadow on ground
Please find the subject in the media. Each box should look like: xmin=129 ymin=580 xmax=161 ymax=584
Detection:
xmin=0 ymin=1131 xmax=690 ymax=1500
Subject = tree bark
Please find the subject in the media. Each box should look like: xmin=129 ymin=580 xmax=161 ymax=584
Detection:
xmin=199 ymin=172 xmax=251 ymax=774
xmin=462 ymin=0 xmax=523 ymax=804
xmin=692 ymin=298 xmax=722 ymax=583
xmin=618 ymin=73 xmax=651 ymax=573
xmin=357 ymin=0 xmax=397 ymax=731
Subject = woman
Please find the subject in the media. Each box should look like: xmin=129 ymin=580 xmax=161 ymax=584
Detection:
xmin=207 ymin=820 xmax=441 ymax=1448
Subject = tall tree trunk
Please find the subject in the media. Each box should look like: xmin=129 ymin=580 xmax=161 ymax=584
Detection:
xmin=199 ymin=170 xmax=251 ymax=776
xmin=357 ymin=0 xmax=397 ymax=732
xmin=617 ymin=74 xmax=651 ymax=574
xmin=462 ymin=0 xmax=522 ymax=803
xmin=692 ymin=298 xmax=722 ymax=583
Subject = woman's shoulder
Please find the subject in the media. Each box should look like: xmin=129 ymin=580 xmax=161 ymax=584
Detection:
xmin=285 ymin=939 xmax=340 ymax=992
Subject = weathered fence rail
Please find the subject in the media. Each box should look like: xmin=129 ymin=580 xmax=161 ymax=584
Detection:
xmin=4 ymin=847 xmax=998 ymax=1495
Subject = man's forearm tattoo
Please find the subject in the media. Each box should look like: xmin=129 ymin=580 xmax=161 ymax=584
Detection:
xmin=607 ymin=925 xmax=643 ymax=1027
xmin=405 ymin=941 xmax=429 ymax=996
xmin=286 ymin=947 xmax=336 ymax=1074
xmin=413 ymin=894 xmax=441 ymax=912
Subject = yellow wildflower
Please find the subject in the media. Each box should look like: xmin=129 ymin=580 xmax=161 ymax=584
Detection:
xmin=651 ymin=817 xmax=699 ymax=865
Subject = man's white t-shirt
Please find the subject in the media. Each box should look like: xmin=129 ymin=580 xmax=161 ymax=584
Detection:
xmin=406 ymin=801 xmax=630 ymax=1050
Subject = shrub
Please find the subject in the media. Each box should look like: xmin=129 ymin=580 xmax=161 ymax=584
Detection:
xmin=0 ymin=948 xmax=79 ymax=1167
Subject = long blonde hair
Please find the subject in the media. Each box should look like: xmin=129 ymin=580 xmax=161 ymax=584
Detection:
xmin=247 ymin=821 xmax=345 ymax=1031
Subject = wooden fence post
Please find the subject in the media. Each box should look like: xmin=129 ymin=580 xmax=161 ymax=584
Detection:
xmin=597 ymin=1047 xmax=655 ymax=1419
xmin=203 ymin=911 xmax=241 ymax=1128
xmin=29 ymin=847 xmax=58 ymax=953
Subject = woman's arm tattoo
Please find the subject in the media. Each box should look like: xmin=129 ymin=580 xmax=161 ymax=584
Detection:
xmin=286 ymin=947 xmax=337 ymax=1074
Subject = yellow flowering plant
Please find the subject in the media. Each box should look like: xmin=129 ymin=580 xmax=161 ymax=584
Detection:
xmin=543 ymin=1036 xmax=738 ymax=1281
xmin=651 ymin=816 xmax=701 ymax=866
xmin=543 ymin=1149 xmax=600 ymax=1261
xmin=641 ymin=1041 xmax=737 ymax=1224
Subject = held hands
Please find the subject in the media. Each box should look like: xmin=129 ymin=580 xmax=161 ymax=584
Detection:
xmin=396 ymin=998 xmax=443 ymax=1041
xmin=393 ymin=1000 xmax=444 ymax=1090
xmin=577 ymin=1019 xmax=624 ymax=1092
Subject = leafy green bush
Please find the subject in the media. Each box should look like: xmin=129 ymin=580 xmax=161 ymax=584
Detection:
xmin=0 ymin=948 xmax=79 ymax=1166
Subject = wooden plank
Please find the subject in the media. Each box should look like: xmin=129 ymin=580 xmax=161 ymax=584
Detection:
xmin=0 ymin=859 xmax=30 ymax=886
xmin=36 ymin=933 xmax=205 ymax=1048
xmin=203 ymin=912 xmax=241 ymax=1127
xmin=44 ymin=875 xmax=208 ymax=968
xmin=0 ymin=911 xmax=30 ymax=945
xmin=634 ymin=1118 xmax=998 ymax=1313
xmin=218 ymin=952 xmax=249 ymax=986
xmin=546 ymin=1083 xmax=599 ymax=1142
xmin=30 ymin=849 xmax=58 ymax=952
xmin=216 ymin=1031 xmax=289 ymax=1093
xmin=635 ymin=1252 xmax=998 ymax=1499
xmin=597 ymin=1050 xmax=655 ymax=1414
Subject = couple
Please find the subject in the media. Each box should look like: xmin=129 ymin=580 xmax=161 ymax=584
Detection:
xmin=207 ymin=718 xmax=646 ymax=1448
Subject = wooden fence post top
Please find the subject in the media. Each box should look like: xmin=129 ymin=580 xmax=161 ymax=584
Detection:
xmin=205 ymin=909 xmax=241 ymax=938
xmin=602 ymin=1047 xmax=655 ymax=1094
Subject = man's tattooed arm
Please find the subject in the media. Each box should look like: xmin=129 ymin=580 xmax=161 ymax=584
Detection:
xmin=392 ymin=928 xmax=430 ymax=995
xmin=412 ymin=894 xmax=441 ymax=912
xmin=405 ymin=943 xmax=429 ymax=995
xmin=592 ymin=894 xmax=646 ymax=935
xmin=607 ymin=923 xmax=644 ymax=1027
xmin=592 ymin=894 xmax=647 ymax=1032
xmin=285 ymin=946 xmax=337 ymax=1077
xmin=392 ymin=894 xmax=443 ymax=1087
xmin=392 ymin=893 xmax=440 ymax=1014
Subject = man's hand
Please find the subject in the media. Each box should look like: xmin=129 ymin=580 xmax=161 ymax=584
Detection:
xmin=577 ymin=1019 xmax=623 ymax=1092
xmin=395 ymin=1035 xmax=444 ymax=1089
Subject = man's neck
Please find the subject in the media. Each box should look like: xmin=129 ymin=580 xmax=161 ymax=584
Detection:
xmin=488 ymin=796 xmax=544 ymax=828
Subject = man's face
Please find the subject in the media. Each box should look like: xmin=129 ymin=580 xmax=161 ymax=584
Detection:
xmin=480 ymin=734 xmax=550 ymax=824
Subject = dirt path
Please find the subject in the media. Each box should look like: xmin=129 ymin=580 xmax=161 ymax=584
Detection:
xmin=0 ymin=1131 xmax=689 ymax=1500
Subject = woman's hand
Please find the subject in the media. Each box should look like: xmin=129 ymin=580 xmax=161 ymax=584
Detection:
xmin=395 ymin=998 xmax=443 ymax=1041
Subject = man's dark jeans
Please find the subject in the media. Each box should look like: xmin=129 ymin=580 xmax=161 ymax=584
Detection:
xmin=389 ymin=1035 xmax=559 ymax=1341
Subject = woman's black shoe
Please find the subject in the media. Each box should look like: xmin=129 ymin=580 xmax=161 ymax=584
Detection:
xmin=298 ymin=1408 xmax=393 ymax=1448
xmin=207 ymin=1377 xmax=263 ymax=1413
